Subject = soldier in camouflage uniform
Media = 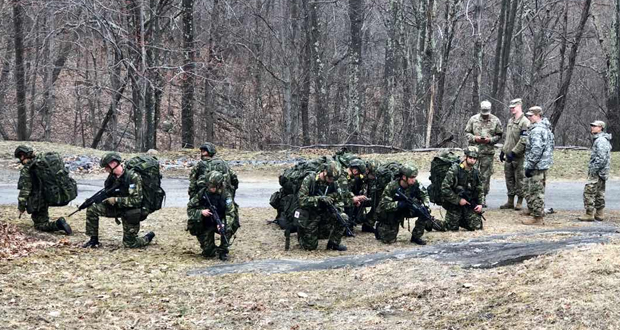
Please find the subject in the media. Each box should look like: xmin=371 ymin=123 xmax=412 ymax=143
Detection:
xmin=188 ymin=142 xmax=239 ymax=198
xmin=499 ymin=98 xmax=530 ymax=210
xmin=361 ymin=160 xmax=381 ymax=233
xmin=578 ymin=121 xmax=612 ymax=221
xmin=187 ymin=171 xmax=239 ymax=260
xmin=522 ymin=106 xmax=554 ymax=225
xmin=294 ymin=161 xmax=348 ymax=251
xmin=344 ymin=159 xmax=369 ymax=231
xmin=376 ymin=164 xmax=432 ymax=245
xmin=465 ymin=100 xmax=504 ymax=199
xmin=441 ymin=147 xmax=485 ymax=231
xmin=82 ymin=152 xmax=155 ymax=248
xmin=14 ymin=146 xmax=72 ymax=234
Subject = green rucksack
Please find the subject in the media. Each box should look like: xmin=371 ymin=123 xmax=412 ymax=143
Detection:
xmin=32 ymin=152 xmax=78 ymax=206
xmin=428 ymin=151 xmax=460 ymax=205
xmin=375 ymin=161 xmax=403 ymax=191
xmin=126 ymin=155 xmax=166 ymax=218
xmin=278 ymin=156 xmax=328 ymax=194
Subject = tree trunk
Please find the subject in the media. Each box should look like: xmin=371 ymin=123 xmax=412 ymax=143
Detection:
xmin=491 ymin=0 xmax=508 ymax=100
xmin=0 ymin=37 xmax=14 ymax=140
xmin=347 ymin=0 xmax=363 ymax=146
xmin=13 ymin=0 xmax=27 ymax=141
xmin=471 ymin=0 xmax=483 ymax=114
xmin=512 ymin=0 xmax=525 ymax=97
xmin=300 ymin=0 xmax=312 ymax=146
xmin=181 ymin=0 xmax=195 ymax=148
xmin=607 ymin=0 xmax=620 ymax=150
xmin=310 ymin=2 xmax=328 ymax=143
xmin=497 ymin=0 xmax=519 ymax=105
xmin=380 ymin=0 xmax=398 ymax=145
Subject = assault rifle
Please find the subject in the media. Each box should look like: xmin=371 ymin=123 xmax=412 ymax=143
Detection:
xmin=202 ymin=192 xmax=229 ymax=246
xmin=66 ymin=182 xmax=121 ymax=217
xmin=456 ymin=187 xmax=487 ymax=221
xmin=395 ymin=190 xmax=444 ymax=231
xmin=323 ymin=198 xmax=355 ymax=237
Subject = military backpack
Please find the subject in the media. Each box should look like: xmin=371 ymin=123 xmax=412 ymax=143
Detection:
xmin=125 ymin=155 xmax=166 ymax=218
xmin=427 ymin=151 xmax=460 ymax=205
xmin=31 ymin=152 xmax=78 ymax=206
xmin=278 ymin=156 xmax=328 ymax=194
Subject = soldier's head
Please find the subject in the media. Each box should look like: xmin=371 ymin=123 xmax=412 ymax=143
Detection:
xmin=100 ymin=152 xmax=124 ymax=177
xmin=399 ymin=164 xmax=418 ymax=187
xmin=525 ymin=106 xmax=543 ymax=123
xmin=480 ymin=100 xmax=492 ymax=118
xmin=199 ymin=142 xmax=217 ymax=158
xmin=590 ymin=120 xmax=606 ymax=134
xmin=348 ymin=159 xmax=366 ymax=178
xmin=206 ymin=171 xmax=225 ymax=193
xmin=14 ymin=145 xmax=35 ymax=164
xmin=365 ymin=160 xmax=379 ymax=180
xmin=509 ymin=98 xmax=522 ymax=116
xmin=320 ymin=161 xmax=340 ymax=183
xmin=464 ymin=146 xmax=479 ymax=166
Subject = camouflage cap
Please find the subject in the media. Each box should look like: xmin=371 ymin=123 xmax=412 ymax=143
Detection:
xmin=100 ymin=152 xmax=123 ymax=167
xmin=365 ymin=160 xmax=379 ymax=174
xmin=480 ymin=100 xmax=492 ymax=114
xmin=590 ymin=120 xmax=606 ymax=130
xmin=464 ymin=146 xmax=479 ymax=158
xmin=509 ymin=98 xmax=522 ymax=108
xmin=206 ymin=171 xmax=225 ymax=188
xmin=199 ymin=142 xmax=217 ymax=156
xmin=322 ymin=161 xmax=340 ymax=180
xmin=14 ymin=145 xmax=34 ymax=159
xmin=525 ymin=106 xmax=543 ymax=117
xmin=399 ymin=164 xmax=419 ymax=178
xmin=349 ymin=158 xmax=367 ymax=174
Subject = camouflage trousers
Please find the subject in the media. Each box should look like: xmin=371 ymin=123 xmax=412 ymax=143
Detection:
xmin=295 ymin=208 xmax=345 ymax=250
xmin=85 ymin=203 xmax=150 ymax=248
xmin=196 ymin=226 xmax=229 ymax=258
xmin=504 ymin=156 xmax=525 ymax=198
xmin=525 ymin=169 xmax=546 ymax=217
xmin=442 ymin=205 xmax=482 ymax=231
xmin=376 ymin=210 xmax=426 ymax=244
xmin=583 ymin=176 xmax=606 ymax=212
xmin=475 ymin=154 xmax=494 ymax=196
xmin=30 ymin=206 xmax=61 ymax=232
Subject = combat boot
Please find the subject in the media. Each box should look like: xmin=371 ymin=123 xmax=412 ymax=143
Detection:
xmin=578 ymin=209 xmax=595 ymax=222
xmin=514 ymin=197 xmax=524 ymax=211
xmin=82 ymin=236 xmax=101 ymax=248
xmin=143 ymin=232 xmax=156 ymax=244
xmin=326 ymin=241 xmax=347 ymax=251
xmin=522 ymin=216 xmax=544 ymax=225
xmin=520 ymin=209 xmax=531 ymax=216
xmin=410 ymin=236 xmax=427 ymax=245
xmin=595 ymin=208 xmax=605 ymax=221
xmin=499 ymin=196 xmax=515 ymax=210
xmin=219 ymin=252 xmax=229 ymax=261
xmin=55 ymin=217 xmax=72 ymax=235
xmin=361 ymin=223 xmax=375 ymax=233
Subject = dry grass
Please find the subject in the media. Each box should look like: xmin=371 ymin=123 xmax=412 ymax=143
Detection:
xmin=2 ymin=204 xmax=620 ymax=329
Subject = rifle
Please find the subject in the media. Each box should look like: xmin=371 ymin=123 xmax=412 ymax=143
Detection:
xmin=202 ymin=192 xmax=229 ymax=246
xmin=395 ymin=190 xmax=444 ymax=231
xmin=456 ymin=187 xmax=487 ymax=221
xmin=324 ymin=200 xmax=355 ymax=237
xmin=66 ymin=182 xmax=121 ymax=217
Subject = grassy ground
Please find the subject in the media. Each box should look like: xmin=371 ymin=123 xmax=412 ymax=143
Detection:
xmin=2 ymin=205 xmax=620 ymax=329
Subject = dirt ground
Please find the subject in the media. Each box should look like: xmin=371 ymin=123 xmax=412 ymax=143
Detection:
xmin=2 ymin=204 xmax=620 ymax=330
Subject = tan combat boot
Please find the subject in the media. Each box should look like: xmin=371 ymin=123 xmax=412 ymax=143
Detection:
xmin=577 ymin=209 xmax=595 ymax=222
xmin=522 ymin=216 xmax=544 ymax=225
xmin=595 ymin=208 xmax=605 ymax=221
xmin=514 ymin=197 xmax=524 ymax=211
xmin=500 ymin=196 xmax=515 ymax=209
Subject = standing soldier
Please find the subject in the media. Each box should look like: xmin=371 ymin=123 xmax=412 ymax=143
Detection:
xmin=187 ymin=171 xmax=239 ymax=261
xmin=522 ymin=106 xmax=554 ymax=225
xmin=82 ymin=153 xmax=155 ymax=248
xmin=465 ymin=100 xmax=503 ymax=200
xmin=441 ymin=147 xmax=485 ymax=231
xmin=14 ymin=146 xmax=73 ymax=235
xmin=376 ymin=164 xmax=433 ymax=245
xmin=499 ymin=98 xmax=530 ymax=210
xmin=295 ymin=161 xmax=348 ymax=251
xmin=578 ymin=121 xmax=612 ymax=221
xmin=188 ymin=142 xmax=239 ymax=198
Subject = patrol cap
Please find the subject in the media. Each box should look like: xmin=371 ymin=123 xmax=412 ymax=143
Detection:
xmin=464 ymin=146 xmax=479 ymax=158
xmin=590 ymin=120 xmax=606 ymax=130
xmin=206 ymin=171 xmax=225 ymax=188
xmin=509 ymin=98 xmax=522 ymax=108
xmin=525 ymin=106 xmax=543 ymax=117
xmin=480 ymin=100 xmax=492 ymax=114
xmin=399 ymin=164 xmax=419 ymax=178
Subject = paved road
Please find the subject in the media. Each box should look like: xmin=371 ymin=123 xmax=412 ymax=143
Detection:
xmin=0 ymin=169 xmax=617 ymax=210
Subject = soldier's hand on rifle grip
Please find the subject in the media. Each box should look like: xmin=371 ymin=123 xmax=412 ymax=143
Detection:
xmin=474 ymin=205 xmax=483 ymax=213
xmin=499 ymin=151 xmax=505 ymax=162
xmin=320 ymin=196 xmax=334 ymax=205
xmin=459 ymin=198 xmax=470 ymax=206
xmin=397 ymin=201 xmax=408 ymax=210
xmin=201 ymin=209 xmax=213 ymax=217
xmin=104 ymin=197 xmax=117 ymax=206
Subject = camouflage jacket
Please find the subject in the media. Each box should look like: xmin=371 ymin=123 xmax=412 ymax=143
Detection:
xmin=465 ymin=114 xmax=504 ymax=155
xmin=502 ymin=113 xmax=530 ymax=156
xmin=104 ymin=169 xmax=143 ymax=209
xmin=188 ymin=156 xmax=238 ymax=197
xmin=441 ymin=163 xmax=485 ymax=207
xmin=298 ymin=172 xmax=345 ymax=210
xmin=589 ymin=132 xmax=612 ymax=180
xmin=17 ymin=159 xmax=38 ymax=212
xmin=525 ymin=118 xmax=554 ymax=170
xmin=187 ymin=187 xmax=235 ymax=225
xmin=377 ymin=179 xmax=429 ymax=215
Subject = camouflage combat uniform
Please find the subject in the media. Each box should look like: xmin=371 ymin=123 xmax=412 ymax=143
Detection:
xmin=465 ymin=114 xmax=503 ymax=196
xmin=524 ymin=118 xmax=554 ymax=218
xmin=188 ymin=156 xmax=239 ymax=198
xmin=441 ymin=163 xmax=485 ymax=231
xmin=584 ymin=132 xmax=612 ymax=213
xmin=295 ymin=172 xmax=347 ymax=250
xmin=376 ymin=180 xmax=430 ymax=244
xmin=17 ymin=156 xmax=59 ymax=232
xmin=502 ymin=113 xmax=530 ymax=199
xmin=85 ymin=170 xmax=151 ymax=248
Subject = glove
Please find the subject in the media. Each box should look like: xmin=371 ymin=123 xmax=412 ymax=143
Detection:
xmin=397 ymin=201 xmax=408 ymax=210
xmin=319 ymin=196 xmax=334 ymax=205
xmin=104 ymin=197 xmax=117 ymax=205
xmin=507 ymin=152 xmax=515 ymax=162
xmin=499 ymin=151 xmax=505 ymax=162
xmin=525 ymin=168 xmax=534 ymax=178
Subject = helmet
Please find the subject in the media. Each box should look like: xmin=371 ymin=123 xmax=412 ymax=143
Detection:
xmin=349 ymin=159 xmax=367 ymax=174
xmin=464 ymin=146 xmax=479 ymax=158
xmin=14 ymin=145 xmax=34 ymax=159
xmin=322 ymin=161 xmax=340 ymax=180
xmin=200 ymin=142 xmax=217 ymax=156
xmin=206 ymin=171 xmax=225 ymax=188
xmin=365 ymin=160 xmax=379 ymax=174
xmin=100 ymin=152 xmax=123 ymax=167
xmin=399 ymin=164 xmax=419 ymax=178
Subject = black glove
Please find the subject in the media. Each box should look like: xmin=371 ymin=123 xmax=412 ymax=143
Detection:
xmin=319 ymin=196 xmax=334 ymax=205
xmin=507 ymin=152 xmax=515 ymax=162
xmin=525 ymin=168 xmax=534 ymax=178
xmin=499 ymin=151 xmax=505 ymax=162
xmin=397 ymin=201 xmax=408 ymax=210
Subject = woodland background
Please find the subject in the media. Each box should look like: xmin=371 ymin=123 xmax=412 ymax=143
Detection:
xmin=0 ymin=0 xmax=618 ymax=152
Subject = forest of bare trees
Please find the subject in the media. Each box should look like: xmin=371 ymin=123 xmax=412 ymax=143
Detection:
xmin=0 ymin=0 xmax=619 ymax=151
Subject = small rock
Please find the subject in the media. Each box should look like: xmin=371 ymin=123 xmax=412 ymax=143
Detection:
xmin=48 ymin=311 xmax=61 ymax=317
xmin=297 ymin=292 xmax=308 ymax=298
xmin=462 ymin=283 xmax=473 ymax=289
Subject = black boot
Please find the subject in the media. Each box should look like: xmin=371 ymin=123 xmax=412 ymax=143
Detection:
xmin=82 ymin=236 xmax=101 ymax=248
xmin=361 ymin=223 xmax=375 ymax=233
xmin=326 ymin=241 xmax=347 ymax=251
xmin=219 ymin=252 xmax=229 ymax=261
xmin=143 ymin=232 xmax=155 ymax=244
xmin=410 ymin=236 xmax=427 ymax=245
xmin=56 ymin=217 xmax=72 ymax=235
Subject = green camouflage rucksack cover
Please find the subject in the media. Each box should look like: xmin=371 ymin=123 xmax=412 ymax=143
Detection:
xmin=428 ymin=151 xmax=460 ymax=205
xmin=375 ymin=161 xmax=403 ymax=191
xmin=32 ymin=152 xmax=77 ymax=206
xmin=126 ymin=155 xmax=166 ymax=217
xmin=279 ymin=156 xmax=328 ymax=194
